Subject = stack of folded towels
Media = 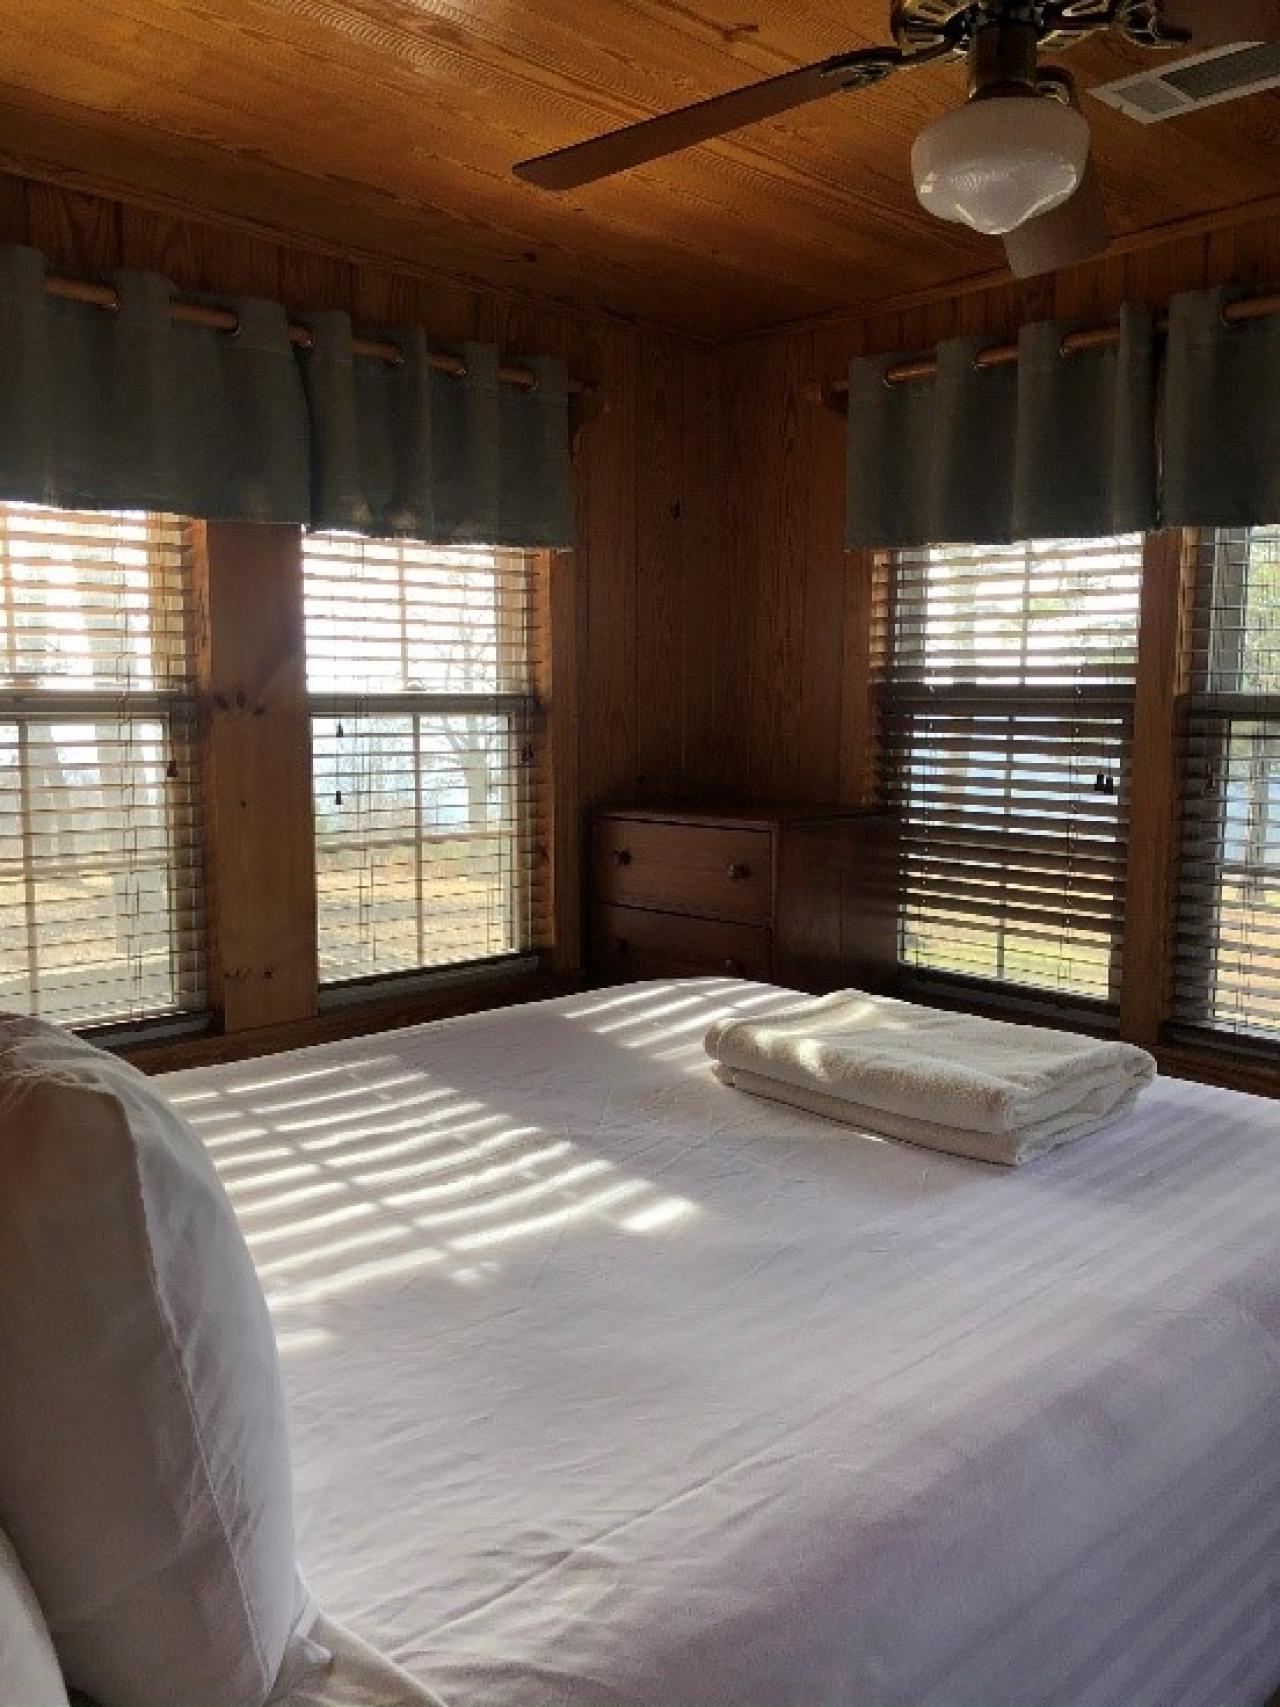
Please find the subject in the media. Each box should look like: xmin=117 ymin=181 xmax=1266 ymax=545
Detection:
xmin=705 ymin=989 xmax=1157 ymax=1167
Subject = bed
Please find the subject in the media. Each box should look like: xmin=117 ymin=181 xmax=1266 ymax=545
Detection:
xmin=161 ymin=978 xmax=1280 ymax=1707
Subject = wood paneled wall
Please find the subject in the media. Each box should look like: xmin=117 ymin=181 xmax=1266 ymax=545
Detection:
xmin=0 ymin=172 xmax=721 ymax=978
xmin=4 ymin=170 xmax=1278 ymax=974
xmin=711 ymin=209 xmax=1280 ymax=804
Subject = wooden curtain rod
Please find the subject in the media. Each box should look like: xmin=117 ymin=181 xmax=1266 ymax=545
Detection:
xmin=816 ymin=289 xmax=1280 ymax=407
xmin=44 ymin=274 xmax=586 ymax=396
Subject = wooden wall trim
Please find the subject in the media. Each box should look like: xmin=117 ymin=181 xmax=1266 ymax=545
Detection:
xmin=197 ymin=521 xmax=318 ymax=1033
xmin=546 ymin=549 xmax=584 ymax=975
xmin=120 ymin=967 xmax=576 ymax=1076
xmin=1120 ymin=529 xmax=1197 ymax=1048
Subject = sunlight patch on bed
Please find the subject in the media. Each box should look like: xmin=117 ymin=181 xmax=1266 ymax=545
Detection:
xmin=366 ymin=1139 xmax=573 ymax=1204
xmin=270 ymin=1084 xmax=458 ymax=1135
xmin=245 ymin=1200 xmax=379 ymax=1250
xmin=213 ymin=1144 xmax=297 ymax=1174
xmin=248 ymin=1071 xmax=427 ymax=1116
xmin=409 ymin=1158 xmax=616 ymax=1231
xmin=586 ymin=992 xmax=710 ymax=1037
xmin=192 ymin=1123 xmax=272 ymax=1150
xmin=563 ymin=985 xmax=684 ymax=1021
xmin=448 ymin=1179 xmax=651 ymax=1253
xmin=226 ymin=1160 xmax=324 ymax=1196
xmin=349 ymin=1122 xmax=541 ymax=1186
xmin=621 ymin=1196 xmax=699 ymax=1233
xmin=305 ymin=1112 xmax=503 ymax=1170
xmin=231 ymin=1179 xmax=345 ymax=1219
xmin=293 ymin=1100 xmax=491 ymax=1151
xmin=181 ymin=1056 xmax=704 ymax=1303
xmin=268 ymin=1243 xmax=448 ymax=1308
xmin=220 ymin=1056 xmax=403 ymax=1094
xmin=255 ymin=1221 xmax=414 ymax=1279
xmin=274 ymin=1327 xmax=335 ymax=1356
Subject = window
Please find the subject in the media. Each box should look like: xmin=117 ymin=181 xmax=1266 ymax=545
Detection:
xmin=886 ymin=538 xmax=1144 ymax=1010
xmin=1175 ymin=527 xmax=1280 ymax=1042
xmin=303 ymin=534 xmax=548 ymax=986
xmin=0 ymin=502 xmax=203 ymax=1026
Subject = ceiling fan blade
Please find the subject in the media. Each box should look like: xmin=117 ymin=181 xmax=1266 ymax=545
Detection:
xmin=514 ymin=49 xmax=900 ymax=191
xmin=1156 ymin=0 xmax=1280 ymax=43
xmin=1002 ymin=155 xmax=1111 ymax=279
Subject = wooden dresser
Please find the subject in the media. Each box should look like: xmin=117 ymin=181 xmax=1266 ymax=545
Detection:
xmin=590 ymin=804 xmax=896 ymax=994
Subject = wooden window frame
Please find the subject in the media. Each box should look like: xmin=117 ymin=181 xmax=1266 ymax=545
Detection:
xmin=0 ymin=505 xmax=205 ymax=1030
xmin=302 ymin=538 xmax=549 ymax=990
xmin=105 ymin=526 xmax=580 ymax=1074
xmin=873 ymin=527 xmax=1277 ymax=1097
xmin=882 ymin=537 xmax=1146 ymax=1021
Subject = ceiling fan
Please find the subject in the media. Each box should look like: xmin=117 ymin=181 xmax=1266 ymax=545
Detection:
xmin=514 ymin=1 xmax=1280 ymax=278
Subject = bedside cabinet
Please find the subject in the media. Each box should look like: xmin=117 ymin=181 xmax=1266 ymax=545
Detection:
xmin=590 ymin=805 xmax=896 ymax=994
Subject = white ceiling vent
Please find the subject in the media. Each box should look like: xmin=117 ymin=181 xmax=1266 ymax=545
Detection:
xmin=1089 ymin=40 xmax=1280 ymax=123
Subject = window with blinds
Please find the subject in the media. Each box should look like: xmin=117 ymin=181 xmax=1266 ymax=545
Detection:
xmin=303 ymin=534 xmax=548 ymax=986
xmin=0 ymin=502 xmax=203 ymax=1026
xmin=1175 ymin=526 xmax=1280 ymax=1043
xmin=886 ymin=538 xmax=1144 ymax=1010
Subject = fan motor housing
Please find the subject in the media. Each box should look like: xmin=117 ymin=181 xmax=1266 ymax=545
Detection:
xmin=891 ymin=0 xmax=1143 ymax=55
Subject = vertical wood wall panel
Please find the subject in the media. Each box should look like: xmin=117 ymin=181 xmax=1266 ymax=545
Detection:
xmin=577 ymin=320 xmax=639 ymax=809
xmin=678 ymin=344 xmax=720 ymax=793
xmin=634 ymin=336 xmax=686 ymax=796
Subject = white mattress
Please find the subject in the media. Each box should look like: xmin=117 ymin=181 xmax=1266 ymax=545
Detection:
xmin=163 ymin=979 xmax=1280 ymax=1707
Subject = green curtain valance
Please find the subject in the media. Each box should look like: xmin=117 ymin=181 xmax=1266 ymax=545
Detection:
xmin=0 ymin=245 xmax=576 ymax=547
xmin=1162 ymin=286 xmax=1280 ymax=529
xmin=299 ymin=315 xmax=575 ymax=545
xmin=845 ymin=306 xmax=1158 ymax=550
xmin=845 ymin=286 xmax=1280 ymax=548
xmin=0 ymin=245 xmax=310 ymax=523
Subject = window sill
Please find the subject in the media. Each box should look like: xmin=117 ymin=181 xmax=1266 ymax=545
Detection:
xmin=1157 ymin=1029 xmax=1280 ymax=1101
xmin=112 ymin=958 xmax=581 ymax=1076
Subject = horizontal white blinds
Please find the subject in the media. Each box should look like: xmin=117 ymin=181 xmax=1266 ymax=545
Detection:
xmin=302 ymin=535 xmax=547 ymax=985
xmin=1175 ymin=527 xmax=1280 ymax=1041
xmin=886 ymin=538 xmax=1144 ymax=1008
xmin=0 ymin=503 xmax=204 ymax=1025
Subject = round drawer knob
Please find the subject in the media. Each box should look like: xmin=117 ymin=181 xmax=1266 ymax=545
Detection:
xmin=723 ymin=958 xmax=743 ymax=975
xmin=613 ymin=848 xmax=633 ymax=867
xmin=726 ymin=862 xmax=750 ymax=880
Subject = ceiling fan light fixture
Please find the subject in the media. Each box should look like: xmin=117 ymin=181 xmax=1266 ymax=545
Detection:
xmin=911 ymin=94 xmax=1090 ymax=236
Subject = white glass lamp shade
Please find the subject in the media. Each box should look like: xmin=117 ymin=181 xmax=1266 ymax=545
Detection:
xmin=912 ymin=96 xmax=1090 ymax=236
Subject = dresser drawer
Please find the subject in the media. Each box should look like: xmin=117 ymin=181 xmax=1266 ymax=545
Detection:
xmin=592 ymin=904 xmax=771 ymax=983
xmin=593 ymin=817 xmax=772 ymax=924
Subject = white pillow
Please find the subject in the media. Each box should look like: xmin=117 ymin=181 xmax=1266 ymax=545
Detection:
xmin=0 ymin=1526 xmax=70 ymax=1707
xmin=0 ymin=1016 xmax=323 ymax=1707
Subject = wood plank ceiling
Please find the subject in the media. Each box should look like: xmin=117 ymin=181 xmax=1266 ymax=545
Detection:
xmin=0 ymin=0 xmax=1277 ymax=338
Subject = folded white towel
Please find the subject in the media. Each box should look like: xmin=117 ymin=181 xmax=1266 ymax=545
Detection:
xmin=705 ymin=990 xmax=1157 ymax=1166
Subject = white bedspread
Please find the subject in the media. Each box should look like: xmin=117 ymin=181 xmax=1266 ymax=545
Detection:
xmin=163 ymin=979 xmax=1280 ymax=1707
